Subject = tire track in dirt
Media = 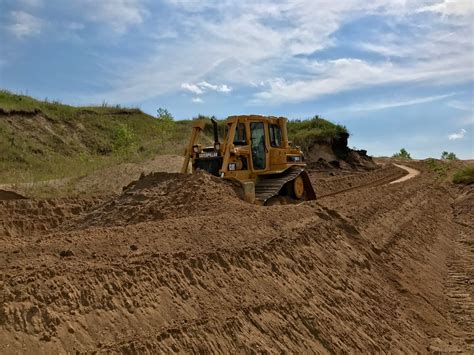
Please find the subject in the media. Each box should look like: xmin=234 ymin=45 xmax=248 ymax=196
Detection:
xmin=1 ymin=164 xmax=472 ymax=353
xmin=0 ymin=205 xmax=401 ymax=353
xmin=314 ymin=164 xmax=406 ymax=199
xmin=445 ymin=227 xmax=474 ymax=350
xmin=446 ymin=185 xmax=474 ymax=350
xmin=319 ymin=165 xmax=473 ymax=352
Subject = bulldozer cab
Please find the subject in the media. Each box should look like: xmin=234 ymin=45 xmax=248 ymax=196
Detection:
xmin=182 ymin=115 xmax=316 ymax=204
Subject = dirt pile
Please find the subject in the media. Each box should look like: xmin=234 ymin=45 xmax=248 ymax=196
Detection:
xmin=306 ymin=134 xmax=377 ymax=170
xmin=0 ymin=197 xmax=102 ymax=237
xmin=0 ymin=161 xmax=472 ymax=353
xmin=72 ymin=170 xmax=248 ymax=229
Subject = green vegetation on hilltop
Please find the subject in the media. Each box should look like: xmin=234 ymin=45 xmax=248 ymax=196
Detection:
xmin=441 ymin=151 xmax=458 ymax=160
xmin=424 ymin=158 xmax=473 ymax=184
xmin=392 ymin=148 xmax=412 ymax=160
xmin=0 ymin=90 xmax=188 ymax=183
xmin=288 ymin=116 xmax=348 ymax=152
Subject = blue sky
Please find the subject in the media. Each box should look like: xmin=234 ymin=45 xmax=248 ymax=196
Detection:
xmin=0 ymin=0 xmax=473 ymax=158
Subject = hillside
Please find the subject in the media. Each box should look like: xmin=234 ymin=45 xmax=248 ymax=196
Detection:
xmin=0 ymin=91 xmax=190 ymax=184
xmin=0 ymin=91 xmax=357 ymax=186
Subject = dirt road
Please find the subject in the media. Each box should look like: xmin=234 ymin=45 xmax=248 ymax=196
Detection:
xmin=0 ymin=162 xmax=472 ymax=353
xmin=390 ymin=164 xmax=420 ymax=184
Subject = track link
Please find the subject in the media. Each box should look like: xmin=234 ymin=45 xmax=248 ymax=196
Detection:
xmin=255 ymin=167 xmax=314 ymax=204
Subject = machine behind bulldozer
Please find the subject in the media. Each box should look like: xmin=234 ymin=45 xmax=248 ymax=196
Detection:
xmin=181 ymin=115 xmax=316 ymax=205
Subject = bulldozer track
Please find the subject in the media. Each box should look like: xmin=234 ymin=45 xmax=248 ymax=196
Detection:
xmin=255 ymin=167 xmax=304 ymax=203
xmin=255 ymin=166 xmax=315 ymax=204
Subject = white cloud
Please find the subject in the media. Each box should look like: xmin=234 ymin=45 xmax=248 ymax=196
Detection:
xmin=7 ymin=1 xmax=147 ymax=35
xmin=7 ymin=11 xmax=44 ymax=38
xmin=338 ymin=93 xmax=456 ymax=112
xmin=417 ymin=0 xmax=474 ymax=16
xmin=191 ymin=97 xmax=203 ymax=103
xmin=71 ymin=0 xmax=148 ymax=33
xmin=448 ymin=128 xmax=467 ymax=140
xmin=253 ymin=55 xmax=472 ymax=104
xmin=198 ymin=81 xmax=232 ymax=93
xmin=85 ymin=0 xmax=474 ymax=105
xmin=181 ymin=81 xmax=232 ymax=95
xmin=447 ymin=100 xmax=474 ymax=112
xmin=181 ymin=83 xmax=203 ymax=94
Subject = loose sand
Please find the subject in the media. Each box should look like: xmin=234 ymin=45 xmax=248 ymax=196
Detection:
xmin=0 ymin=162 xmax=472 ymax=353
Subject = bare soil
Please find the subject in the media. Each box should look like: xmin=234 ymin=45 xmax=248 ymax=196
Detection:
xmin=0 ymin=154 xmax=184 ymax=198
xmin=0 ymin=160 xmax=472 ymax=353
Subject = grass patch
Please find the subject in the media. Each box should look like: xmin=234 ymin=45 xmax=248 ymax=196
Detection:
xmin=0 ymin=90 xmax=183 ymax=183
xmin=425 ymin=159 xmax=448 ymax=178
xmin=453 ymin=165 xmax=474 ymax=184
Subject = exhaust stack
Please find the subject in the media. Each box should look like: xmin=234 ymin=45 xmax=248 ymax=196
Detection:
xmin=211 ymin=119 xmax=219 ymax=144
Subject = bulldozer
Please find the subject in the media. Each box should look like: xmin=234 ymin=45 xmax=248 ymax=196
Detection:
xmin=181 ymin=115 xmax=316 ymax=205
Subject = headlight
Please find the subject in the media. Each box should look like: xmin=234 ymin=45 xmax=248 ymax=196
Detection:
xmin=228 ymin=163 xmax=236 ymax=171
xmin=287 ymin=155 xmax=301 ymax=162
xmin=193 ymin=145 xmax=199 ymax=153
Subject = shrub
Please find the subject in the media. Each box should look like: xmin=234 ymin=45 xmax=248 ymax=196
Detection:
xmin=392 ymin=148 xmax=412 ymax=160
xmin=453 ymin=166 xmax=474 ymax=184
xmin=113 ymin=124 xmax=136 ymax=150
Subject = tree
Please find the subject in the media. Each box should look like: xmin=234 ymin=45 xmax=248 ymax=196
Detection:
xmin=156 ymin=107 xmax=173 ymax=121
xmin=441 ymin=151 xmax=458 ymax=160
xmin=392 ymin=148 xmax=412 ymax=160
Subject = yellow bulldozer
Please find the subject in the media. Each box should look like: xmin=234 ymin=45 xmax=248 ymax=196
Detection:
xmin=181 ymin=115 xmax=316 ymax=205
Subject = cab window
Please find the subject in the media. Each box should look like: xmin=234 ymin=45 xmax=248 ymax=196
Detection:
xmin=233 ymin=123 xmax=247 ymax=145
xmin=251 ymin=122 xmax=266 ymax=170
xmin=269 ymin=124 xmax=282 ymax=147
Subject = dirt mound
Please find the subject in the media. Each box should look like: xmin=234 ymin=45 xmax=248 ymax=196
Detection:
xmin=306 ymin=134 xmax=377 ymax=171
xmin=72 ymin=171 xmax=248 ymax=229
xmin=0 ymin=197 xmax=103 ymax=237
xmin=0 ymin=189 xmax=26 ymax=200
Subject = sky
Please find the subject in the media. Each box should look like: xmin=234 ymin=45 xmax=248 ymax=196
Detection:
xmin=0 ymin=0 xmax=473 ymax=158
